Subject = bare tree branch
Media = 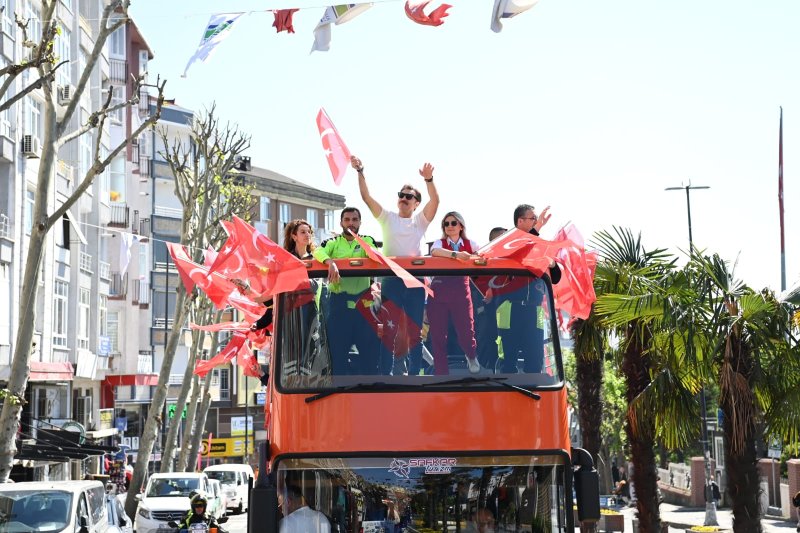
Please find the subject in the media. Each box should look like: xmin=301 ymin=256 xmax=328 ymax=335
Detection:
xmin=47 ymin=77 xmax=166 ymax=228
xmin=57 ymin=0 xmax=129 ymax=135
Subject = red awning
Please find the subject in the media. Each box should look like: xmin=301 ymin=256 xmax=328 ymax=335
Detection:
xmin=29 ymin=361 xmax=74 ymax=381
xmin=102 ymin=374 xmax=159 ymax=387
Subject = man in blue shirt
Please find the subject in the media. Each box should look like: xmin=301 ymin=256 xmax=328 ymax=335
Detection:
xmin=313 ymin=207 xmax=379 ymax=375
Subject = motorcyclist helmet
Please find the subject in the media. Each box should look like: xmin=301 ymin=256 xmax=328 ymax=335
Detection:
xmin=191 ymin=493 xmax=208 ymax=511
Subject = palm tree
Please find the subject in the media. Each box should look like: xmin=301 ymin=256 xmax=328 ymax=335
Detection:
xmin=592 ymin=228 xmax=701 ymax=533
xmin=690 ymin=253 xmax=800 ymax=533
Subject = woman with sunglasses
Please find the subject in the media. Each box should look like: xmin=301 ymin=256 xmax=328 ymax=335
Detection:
xmin=427 ymin=211 xmax=481 ymax=375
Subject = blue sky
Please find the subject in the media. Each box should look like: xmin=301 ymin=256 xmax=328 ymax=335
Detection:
xmin=130 ymin=0 xmax=800 ymax=292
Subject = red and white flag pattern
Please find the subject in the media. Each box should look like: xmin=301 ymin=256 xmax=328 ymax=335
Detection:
xmin=317 ymin=108 xmax=352 ymax=186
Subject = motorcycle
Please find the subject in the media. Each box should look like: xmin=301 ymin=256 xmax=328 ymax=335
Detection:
xmin=167 ymin=515 xmax=228 ymax=533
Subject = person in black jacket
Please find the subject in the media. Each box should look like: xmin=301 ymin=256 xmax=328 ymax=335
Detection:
xmin=176 ymin=493 xmax=227 ymax=533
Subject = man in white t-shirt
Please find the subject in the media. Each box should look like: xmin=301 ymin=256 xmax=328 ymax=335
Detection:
xmin=279 ymin=483 xmax=331 ymax=533
xmin=350 ymin=155 xmax=440 ymax=375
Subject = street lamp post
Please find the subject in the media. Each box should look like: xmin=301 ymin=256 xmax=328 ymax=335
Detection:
xmin=665 ymin=183 xmax=717 ymax=526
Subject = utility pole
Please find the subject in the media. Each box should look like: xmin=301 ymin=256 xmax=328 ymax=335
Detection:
xmin=665 ymin=182 xmax=717 ymax=526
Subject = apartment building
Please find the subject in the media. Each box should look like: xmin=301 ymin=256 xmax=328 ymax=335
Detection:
xmin=0 ymin=0 xmax=154 ymax=481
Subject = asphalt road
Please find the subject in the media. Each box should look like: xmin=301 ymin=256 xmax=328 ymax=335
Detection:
xmin=224 ymin=510 xmax=248 ymax=533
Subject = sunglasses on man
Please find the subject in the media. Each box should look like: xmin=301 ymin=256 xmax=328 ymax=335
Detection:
xmin=397 ymin=191 xmax=420 ymax=201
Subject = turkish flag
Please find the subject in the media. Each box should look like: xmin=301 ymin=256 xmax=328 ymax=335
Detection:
xmin=194 ymin=332 xmax=247 ymax=377
xmin=355 ymin=287 xmax=419 ymax=357
xmin=349 ymin=230 xmax=433 ymax=298
xmin=237 ymin=347 xmax=262 ymax=378
xmin=551 ymin=224 xmax=597 ymax=321
xmin=405 ymin=0 xmax=452 ymax=26
xmin=167 ymin=242 xmax=236 ymax=309
xmin=231 ymin=216 xmax=310 ymax=297
xmin=317 ymin=108 xmax=351 ymax=186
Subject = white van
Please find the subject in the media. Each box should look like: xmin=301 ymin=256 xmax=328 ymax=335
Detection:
xmin=0 ymin=480 xmax=111 ymax=533
xmin=203 ymin=463 xmax=253 ymax=514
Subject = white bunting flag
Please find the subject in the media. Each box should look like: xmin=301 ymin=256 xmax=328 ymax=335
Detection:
xmin=311 ymin=4 xmax=373 ymax=53
xmin=119 ymin=232 xmax=140 ymax=276
xmin=183 ymin=13 xmax=245 ymax=78
xmin=490 ymin=0 xmax=539 ymax=33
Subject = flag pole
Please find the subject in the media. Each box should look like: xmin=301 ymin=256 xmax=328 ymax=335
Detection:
xmin=779 ymin=107 xmax=786 ymax=292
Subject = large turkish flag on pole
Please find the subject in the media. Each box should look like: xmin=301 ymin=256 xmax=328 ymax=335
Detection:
xmin=317 ymin=108 xmax=351 ymax=185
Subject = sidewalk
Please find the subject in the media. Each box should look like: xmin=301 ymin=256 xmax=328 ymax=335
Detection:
xmin=616 ymin=503 xmax=798 ymax=532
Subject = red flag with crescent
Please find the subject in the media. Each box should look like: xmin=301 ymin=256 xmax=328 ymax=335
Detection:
xmin=194 ymin=332 xmax=248 ymax=377
xmin=317 ymin=108 xmax=351 ymax=186
xmin=405 ymin=0 xmax=452 ymax=26
xmin=167 ymin=242 xmax=235 ymax=308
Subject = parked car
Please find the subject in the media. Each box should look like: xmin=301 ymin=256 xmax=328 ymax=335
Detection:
xmin=207 ymin=479 xmax=227 ymax=520
xmin=0 ymin=480 xmax=111 ymax=532
xmin=133 ymin=472 xmax=211 ymax=533
xmin=204 ymin=463 xmax=253 ymax=514
xmin=106 ymin=493 xmax=133 ymax=533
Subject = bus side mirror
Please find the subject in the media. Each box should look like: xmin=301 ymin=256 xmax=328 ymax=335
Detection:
xmin=572 ymin=447 xmax=600 ymax=523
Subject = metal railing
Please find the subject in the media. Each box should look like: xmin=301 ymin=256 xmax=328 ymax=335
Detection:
xmin=139 ymin=217 xmax=151 ymax=238
xmin=138 ymin=88 xmax=149 ymax=116
xmin=109 ymin=202 xmax=129 ymax=227
xmin=79 ymin=252 xmax=93 ymax=273
xmin=153 ymin=205 xmax=182 ymax=218
xmin=109 ymin=58 xmax=127 ymax=84
xmin=109 ymin=272 xmax=128 ymax=299
xmin=133 ymin=279 xmax=150 ymax=305
xmin=137 ymin=351 xmax=153 ymax=374
xmin=152 ymin=317 xmax=174 ymax=329
xmin=99 ymin=261 xmax=111 ymax=280
xmin=139 ymin=155 xmax=151 ymax=178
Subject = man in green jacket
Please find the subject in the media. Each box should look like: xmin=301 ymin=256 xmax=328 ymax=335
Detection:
xmin=313 ymin=207 xmax=379 ymax=375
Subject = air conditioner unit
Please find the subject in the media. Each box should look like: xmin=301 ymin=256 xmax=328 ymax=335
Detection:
xmin=21 ymin=134 xmax=40 ymax=158
xmin=57 ymin=84 xmax=74 ymax=106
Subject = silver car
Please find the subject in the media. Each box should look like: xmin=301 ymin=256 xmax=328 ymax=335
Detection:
xmin=106 ymin=493 xmax=133 ymax=533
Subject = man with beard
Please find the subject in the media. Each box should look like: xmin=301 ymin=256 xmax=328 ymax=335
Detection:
xmin=314 ymin=207 xmax=380 ymax=375
xmin=350 ymin=155 xmax=440 ymax=375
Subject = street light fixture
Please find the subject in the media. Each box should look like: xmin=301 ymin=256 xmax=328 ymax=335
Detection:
xmin=665 ymin=182 xmax=717 ymax=526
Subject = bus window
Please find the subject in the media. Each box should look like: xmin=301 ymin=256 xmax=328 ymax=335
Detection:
xmin=277 ymin=270 xmax=561 ymax=390
xmin=276 ymin=455 xmax=569 ymax=533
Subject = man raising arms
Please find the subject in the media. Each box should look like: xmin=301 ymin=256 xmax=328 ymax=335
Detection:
xmin=350 ymin=155 xmax=439 ymax=375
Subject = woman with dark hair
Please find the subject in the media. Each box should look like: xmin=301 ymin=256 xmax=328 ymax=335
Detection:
xmin=283 ymin=219 xmax=316 ymax=259
xmin=427 ymin=211 xmax=481 ymax=375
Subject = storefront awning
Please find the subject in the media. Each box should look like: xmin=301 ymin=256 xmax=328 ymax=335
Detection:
xmin=102 ymin=374 xmax=159 ymax=387
xmin=29 ymin=361 xmax=74 ymax=381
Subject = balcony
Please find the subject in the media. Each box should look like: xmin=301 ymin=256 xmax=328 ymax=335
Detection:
xmin=138 ymin=88 xmax=149 ymax=116
xmin=109 ymin=272 xmax=127 ymax=300
xmin=137 ymin=351 xmax=153 ymax=374
xmin=99 ymin=261 xmax=111 ymax=280
xmin=138 ymin=155 xmax=151 ymax=179
xmin=132 ymin=279 xmax=150 ymax=307
xmin=131 ymin=210 xmax=151 ymax=239
xmin=109 ymin=58 xmax=127 ymax=85
xmin=109 ymin=202 xmax=129 ymax=227
xmin=79 ymin=251 xmax=93 ymax=274
xmin=153 ymin=205 xmax=182 ymax=218
xmin=0 ymin=213 xmax=10 ymax=239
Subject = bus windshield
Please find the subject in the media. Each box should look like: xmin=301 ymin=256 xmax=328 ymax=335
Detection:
xmin=277 ymin=270 xmax=562 ymax=390
xmin=276 ymin=454 xmax=570 ymax=533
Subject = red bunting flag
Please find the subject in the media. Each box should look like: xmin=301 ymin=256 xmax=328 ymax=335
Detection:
xmin=273 ymin=8 xmax=299 ymax=33
xmin=317 ymin=108 xmax=352 ymax=186
xmin=405 ymin=0 xmax=452 ymax=26
xmin=348 ymin=229 xmax=433 ymax=298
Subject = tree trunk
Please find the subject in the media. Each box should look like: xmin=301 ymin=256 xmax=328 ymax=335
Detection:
xmin=576 ymin=349 xmax=603 ymax=464
xmin=125 ymin=288 xmax=189 ymax=519
xmin=621 ymin=325 xmax=661 ymax=533
xmin=160 ymin=344 xmax=200 ymax=472
xmin=0 ymin=100 xmax=58 ymax=482
xmin=187 ymin=379 xmax=213 ymax=472
xmin=721 ymin=338 xmax=761 ymax=533
xmin=177 ymin=374 xmax=201 ymax=472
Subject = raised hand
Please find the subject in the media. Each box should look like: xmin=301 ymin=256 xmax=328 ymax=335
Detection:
xmin=535 ymin=206 xmax=551 ymax=232
xmin=419 ymin=162 xmax=434 ymax=181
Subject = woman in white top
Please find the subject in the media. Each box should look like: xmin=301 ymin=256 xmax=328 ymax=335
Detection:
xmin=428 ymin=211 xmax=481 ymax=375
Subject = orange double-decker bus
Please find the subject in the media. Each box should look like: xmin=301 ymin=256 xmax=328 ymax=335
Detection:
xmin=248 ymin=257 xmax=599 ymax=533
